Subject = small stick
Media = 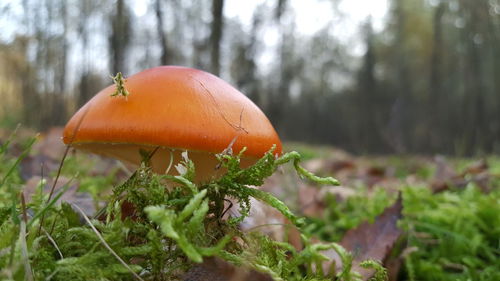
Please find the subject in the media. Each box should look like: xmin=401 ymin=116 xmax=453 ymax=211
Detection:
xmin=37 ymin=145 xmax=70 ymax=236
xmin=73 ymin=204 xmax=144 ymax=281
xmin=220 ymin=198 xmax=234 ymax=219
xmin=20 ymin=192 xmax=28 ymax=224
xmin=42 ymin=227 xmax=63 ymax=259
xmin=37 ymin=103 xmax=92 ymax=236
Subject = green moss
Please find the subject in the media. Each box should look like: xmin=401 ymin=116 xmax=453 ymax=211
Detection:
xmin=307 ymin=179 xmax=500 ymax=281
xmin=305 ymin=187 xmax=394 ymax=242
xmin=2 ymin=136 xmax=385 ymax=281
xmin=402 ymin=184 xmax=500 ymax=281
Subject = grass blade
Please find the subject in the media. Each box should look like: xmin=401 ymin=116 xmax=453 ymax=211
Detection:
xmin=19 ymin=221 xmax=34 ymax=281
xmin=0 ymin=136 xmax=37 ymax=188
xmin=27 ymin=177 xmax=75 ymax=228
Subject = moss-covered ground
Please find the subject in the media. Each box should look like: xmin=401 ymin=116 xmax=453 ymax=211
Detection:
xmin=0 ymin=133 xmax=498 ymax=280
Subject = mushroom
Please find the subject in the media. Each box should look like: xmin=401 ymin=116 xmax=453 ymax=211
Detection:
xmin=63 ymin=66 xmax=282 ymax=182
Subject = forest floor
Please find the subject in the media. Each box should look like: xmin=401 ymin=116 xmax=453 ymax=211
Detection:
xmin=0 ymin=127 xmax=499 ymax=281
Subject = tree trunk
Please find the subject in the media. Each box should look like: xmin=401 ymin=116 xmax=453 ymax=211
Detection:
xmin=357 ymin=20 xmax=379 ymax=151
xmin=428 ymin=3 xmax=445 ymax=151
xmin=210 ymin=0 xmax=224 ymax=75
xmin=155 ymin=0 xmax=169 ymax=65
xmin=109 ymin=0 xmax=130 ymax=75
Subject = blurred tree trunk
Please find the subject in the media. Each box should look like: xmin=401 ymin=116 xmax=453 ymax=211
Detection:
xmin=460 ymin=0 xmax=488 ymax=154
xmin=275 ymin=0 xmax=288 ymax=20
xmin=19 ymin=0 xmax=35 ymax=128
xmin=77 ymin=0 xmax=92 ymax=107
xmin=210 ymin=0 xmax=224 ymax=75
xmin=109 ymin=0 xmax=131 ymax=75
xmin=270 ymin=0 xmax=297 ymax=137
xmin=57 ymin=0 xmax=68 ymax=95
xmin=155 ymin=0 xmax=170 ymax=65
xmin=230 ymin=10 xmax=262 ymax=104
xmin=356 ymin=20 xmax=380 ymax=152
xmin=386 ymin=0 xmax=411 ymax=153
xmin=428 ymin=2 xmax=445 ymax=151
xmin=190 ymin=0 xmax=209 ymax=69
xmin=491 ymin=5 xmax=500 ymax=152
xmin=46 ymin=0 xmax=68 ymax=127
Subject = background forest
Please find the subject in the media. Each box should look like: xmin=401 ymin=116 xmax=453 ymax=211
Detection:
xmin=1 ymin=0 xmax=500 ymax=155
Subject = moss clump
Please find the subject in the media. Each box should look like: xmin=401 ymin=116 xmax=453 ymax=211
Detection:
xmin=402 ymin=184 xmax=500 ymax=281
xmin=0 ymin=137 xmax=385 ymax=281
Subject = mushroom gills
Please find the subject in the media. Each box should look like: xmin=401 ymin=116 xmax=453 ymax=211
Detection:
xmin=71 ymin=143 xmax=256 ymax=182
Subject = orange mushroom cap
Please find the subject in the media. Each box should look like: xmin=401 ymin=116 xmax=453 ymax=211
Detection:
xmin=63 ymin=66 xmax=282 ymax=180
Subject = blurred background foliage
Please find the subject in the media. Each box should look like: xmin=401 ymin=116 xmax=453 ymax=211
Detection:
xmin=0 ymin=0 xmax=499 ymax=155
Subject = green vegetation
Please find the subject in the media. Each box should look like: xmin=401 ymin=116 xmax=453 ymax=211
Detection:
xmin=1 ymin=133 xmax=498 ymax=280
xmin=110 ymin=72 xmax=130 ymax=98
xmin=403 ymin=184 xmax=500 ymax=281
xmin=302 ymin=150 xmax=500 ymax=281
xmin=307 ymin=183 xmax=500 ymax=281
xmin=305 ymin=187 xmax=394 ymax=242
xmin=0 ymin=134 xmax=388 ymax=281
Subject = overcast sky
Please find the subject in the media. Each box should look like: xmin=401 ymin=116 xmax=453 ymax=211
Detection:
xmin=1 ymin=0 xmax=390 ymax=80
xmin=223 ymin=0 xmax=389 ymax=72
xmin=1 ymin=0 xmax=389 ymax=45
xmin=225 ymin=0 xmax=388 ymax=35
xmin=128 ymin=0 xmax=390 ymax=77
xmin=132 ymin=0 xmax=389 ymax=53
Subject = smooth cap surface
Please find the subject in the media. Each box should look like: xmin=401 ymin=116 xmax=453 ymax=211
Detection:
xmin=63 ymin=66 xmax=282 ymax=172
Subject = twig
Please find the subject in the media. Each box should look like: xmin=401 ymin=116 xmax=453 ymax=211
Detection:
xmin=42 ymin=227 xmax=63 ymax=259
xmin=72 ymin=204 xmax=144 ymax=281
xmin=164 ymin=149 xmax=174 ymax=175
xmin=220 ymin=198 xmax=234 ymax=219
xmin=20 ymin=192 xmax=28 ymax=224
xmin=243 ymin=223 xmax=296 ymax=233
xmin=38 ymin=102 xmax=92 ymax=236
xmin=41 ymin=145 xmax=70 ymax=236
xmin=115 ymin=161 xmax=133 ymax=176
xmin=44 ymin=269 xmax=60 ymax=281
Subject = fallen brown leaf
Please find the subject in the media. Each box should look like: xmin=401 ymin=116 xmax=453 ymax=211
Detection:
xmin=461 ymin=159 xmax=488 ymax=176
xmin=342 ymin=195 xmax=403 ymax=279
xmin=431 ymin=156 xmax=463 ymax=192
xmin=431 ymin=156 xmax=491 ymax=193
xmin=322 ymin=195 xmax=403 ymax=280
xmin=329 ymin=159 xmax=356 ymax=173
